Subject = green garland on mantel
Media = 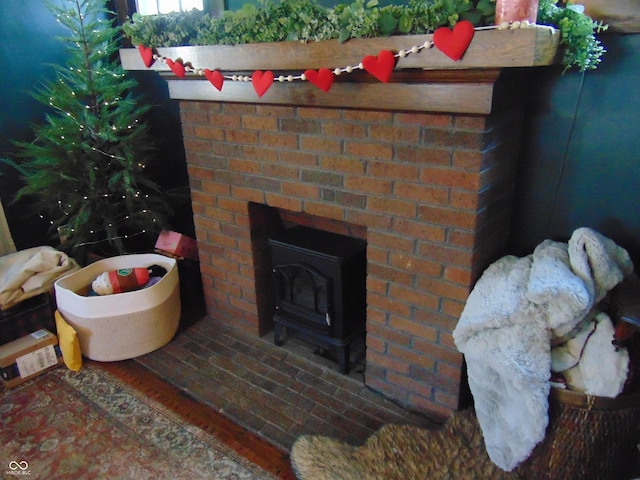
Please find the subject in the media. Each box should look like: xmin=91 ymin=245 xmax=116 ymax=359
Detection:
xmin=123 ymin=0 xmax=607 ymax=72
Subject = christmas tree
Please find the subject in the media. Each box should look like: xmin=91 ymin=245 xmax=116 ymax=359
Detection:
xmin=5 ymin=0 xmax=177 ymax=257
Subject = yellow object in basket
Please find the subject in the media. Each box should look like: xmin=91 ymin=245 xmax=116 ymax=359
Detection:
xmin=55 ymin=310 xmax=83 ymax=372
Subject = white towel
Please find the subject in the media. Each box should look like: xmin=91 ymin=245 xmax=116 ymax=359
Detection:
xmin=558 ymin=312 xmax=629 ymax=397
xmin=0 ymin=246 xmax=79 ymax=309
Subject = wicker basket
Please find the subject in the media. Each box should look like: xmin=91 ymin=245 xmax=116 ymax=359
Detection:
xmin=516 ymin=388 xmax=640 ymax=480
xmin=54 ymin=254 xmax=180 ymax=362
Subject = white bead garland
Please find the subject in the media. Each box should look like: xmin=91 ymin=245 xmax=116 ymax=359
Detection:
xmin=148 ymin=23 xmax=542 ymax=88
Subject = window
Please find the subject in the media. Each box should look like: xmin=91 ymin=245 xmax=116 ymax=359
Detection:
xmin=135 ymin=0 xmax=205 ymax=15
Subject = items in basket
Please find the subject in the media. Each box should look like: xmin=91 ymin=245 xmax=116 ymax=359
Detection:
xmin=90 ymin=264 xmax=167 ymax=296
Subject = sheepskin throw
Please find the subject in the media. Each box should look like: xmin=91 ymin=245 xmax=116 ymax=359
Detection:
xmin=552 ymin=312 xmax=630 ymax=396
xmin=290 ymin=409 xmax=521 ymax=480
xmin=453 ymin=227 xmax=634 ymax=471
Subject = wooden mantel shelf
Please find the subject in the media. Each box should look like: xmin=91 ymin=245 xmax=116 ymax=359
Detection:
xmin=119 ymin=27 xmax=560 ymax=114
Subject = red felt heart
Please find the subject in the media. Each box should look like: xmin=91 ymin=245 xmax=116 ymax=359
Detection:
xmin=252 ymin=70 xmax=274 ymax=98
xmin=137 ymin=44 xmax=154 ymax=68
xmin=304 ymin=68 xmax=334 ymax=93
xmin=166 ymin=58 xmax=186 ymax=78
xmin=433 ymin=20 xmax=475 ymax=62
xmin=204 ymin=69 xmax=224 ymax=91
xmin=362 ymin=50 xmax=396 ymax=83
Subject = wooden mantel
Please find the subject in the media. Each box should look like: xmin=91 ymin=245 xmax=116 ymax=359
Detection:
xmin=119 ymin=27 xmax=560 ymax=114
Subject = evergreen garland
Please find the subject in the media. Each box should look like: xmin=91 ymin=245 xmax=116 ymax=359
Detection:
xmin=3 ymin=0 xmax=178 ymax=256
xmin=537 ymin=0 xmax=607 ymax=72
xmin=122 ymin=0 xmax=606 ymax=72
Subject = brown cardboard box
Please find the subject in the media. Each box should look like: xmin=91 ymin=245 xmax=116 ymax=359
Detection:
xmin=0 ymin=329 xmax=63 ymax=388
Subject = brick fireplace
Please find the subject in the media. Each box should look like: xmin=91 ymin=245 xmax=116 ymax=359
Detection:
xmin=180 ymin=99 xmax=523 ymax=417
xmin=120 ymin=28 xmax=558 ymax=417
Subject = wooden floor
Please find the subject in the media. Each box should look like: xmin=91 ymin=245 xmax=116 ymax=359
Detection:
xmin=100 ymin=359 xmax=297 ymax=480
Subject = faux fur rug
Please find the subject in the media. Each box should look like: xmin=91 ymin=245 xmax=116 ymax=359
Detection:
xmin=290 ymin=409 xmax=522 ymax=480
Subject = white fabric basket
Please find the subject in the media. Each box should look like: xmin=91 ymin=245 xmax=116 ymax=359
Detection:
xmin=54 ymin=254 xmax=180 ymax=361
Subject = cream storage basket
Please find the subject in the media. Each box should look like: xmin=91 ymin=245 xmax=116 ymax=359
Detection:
xmin=54 ymin=253 xmax=180 ymax=361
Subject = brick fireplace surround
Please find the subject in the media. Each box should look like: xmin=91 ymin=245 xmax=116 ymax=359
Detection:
xmin=179 ymin=98 xmax=523 ymax=417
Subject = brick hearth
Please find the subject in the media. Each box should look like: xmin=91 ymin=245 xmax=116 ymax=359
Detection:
xmin=180 ymin=100 xmax=523 ymax=417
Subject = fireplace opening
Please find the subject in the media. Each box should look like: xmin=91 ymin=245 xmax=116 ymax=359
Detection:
xmin=268 ymin=226 xmax=367 ymax=374
xmin=248 ymin=202 xmax=368 ymax=375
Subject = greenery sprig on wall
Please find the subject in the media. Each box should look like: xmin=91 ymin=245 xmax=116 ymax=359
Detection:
xmin=538 ymin=0 xmax=607 ymax=71
xmin=123 ymin=0 xmax=607 ymax=72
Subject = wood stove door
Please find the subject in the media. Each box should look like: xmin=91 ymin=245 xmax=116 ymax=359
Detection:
xmin=272 ymin=263 xmax=333 ymax=336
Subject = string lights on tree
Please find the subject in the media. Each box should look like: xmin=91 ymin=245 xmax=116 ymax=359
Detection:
xmin=2 ymin=0 xmax=181 ymax=258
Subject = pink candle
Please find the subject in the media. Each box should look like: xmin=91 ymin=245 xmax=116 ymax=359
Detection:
xmin=495 ymin=0 xmax=539 ymax=24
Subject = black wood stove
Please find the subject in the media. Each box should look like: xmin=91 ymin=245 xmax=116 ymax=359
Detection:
xmin=268 ymin=226 xmax=366 ymax=374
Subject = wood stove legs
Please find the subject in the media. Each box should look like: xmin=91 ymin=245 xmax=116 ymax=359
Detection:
xmin=273 ymin=323 xmax=286 ymax=346
xmin=336 ymin=344 xmax=350 ymax=375
xmin=273 ymin=316 xmax=363 ymax=374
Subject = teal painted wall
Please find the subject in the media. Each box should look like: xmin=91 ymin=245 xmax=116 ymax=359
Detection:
xmin=0 ymin=0 xmax=68 ymax=248
xmin=509 ymin=33 xmax=640 ymax=268
xmin=0 ymin=0 xmax=192 ymax=250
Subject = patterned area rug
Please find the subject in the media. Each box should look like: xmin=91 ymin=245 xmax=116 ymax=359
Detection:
xmin=0 ymin=364 xmax=278 ymax=479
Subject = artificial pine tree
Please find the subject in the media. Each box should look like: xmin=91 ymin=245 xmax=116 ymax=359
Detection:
xmin=5 ymin=0 xmax=177 ymax=258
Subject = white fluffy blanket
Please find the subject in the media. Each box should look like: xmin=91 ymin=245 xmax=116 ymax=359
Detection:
xmin=453 ymin=228 xmax=634 ymax=471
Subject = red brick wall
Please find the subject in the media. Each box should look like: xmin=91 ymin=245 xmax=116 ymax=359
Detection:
xmin=180 ymin=100 xmax=523 ymax=417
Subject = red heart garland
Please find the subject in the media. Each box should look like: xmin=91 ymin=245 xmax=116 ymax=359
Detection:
xmin=166 ymin=58 xmax=186 ymax=78
xmin=204 ymin=69 xmax=224 ymax=91
xmin=137 ymin=44 xmax=154 ymax=68
xmin=304 ymin=68 xmax=334 ymax=93
xmin=252 ymin=70 xmax=274 ymax=97
xmin=433 ymin=21 xmax=475 ymax=62
xmin=362 ymin=50 xmax=396 ymax=83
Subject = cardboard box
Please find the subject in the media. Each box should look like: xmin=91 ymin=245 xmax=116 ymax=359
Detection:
xmin=0 ymin=329 xmax=63 ymax=388
xmin=154 ymin=230 xmax=198 ymax=261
